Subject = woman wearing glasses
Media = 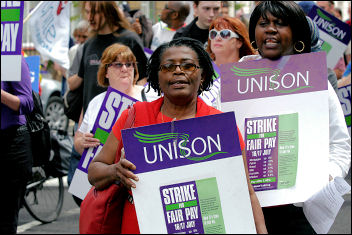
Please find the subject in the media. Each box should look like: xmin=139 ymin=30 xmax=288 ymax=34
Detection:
xmin=87 ymin=38 xmax=267 ymax=233
xmin=200 ymin=17 xmax=255 ymax=109
xmin=74 ymin=43 xmax=158 ymax=155
xmin=206 ymin=16 xmax=255 ymax=65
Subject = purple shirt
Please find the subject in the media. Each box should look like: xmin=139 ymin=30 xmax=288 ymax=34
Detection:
xmin=1 ymin=56 xmax=34 ymax=130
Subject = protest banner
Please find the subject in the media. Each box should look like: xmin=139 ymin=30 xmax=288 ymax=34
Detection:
xmin=308 ymin=5 xmax=351 ymax=69
xmin=122 ymin=112 xmax=256 ymax=234
xmin=199 ymin=62 xmax=221 ymax=107
xmin=28 ymin=1 xmax=70 ymax=69
xmin=337 ymin=84 xmax=351 ymax=136
xmin=220 ymin=52 xmax=330 ymax=207
xmin=1 ymin=1 xmax=24 ymax=81
xmin=25 ymin=55 xmax=40 ymax=93
xmin=68 ymin=87 xmax=137 ymax=199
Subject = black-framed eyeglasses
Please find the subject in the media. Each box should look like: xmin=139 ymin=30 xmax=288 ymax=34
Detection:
xmin=107 ymin=62 xmax=135 ymax=69
xmin=159 ymin=63 xmax=200 ymax=72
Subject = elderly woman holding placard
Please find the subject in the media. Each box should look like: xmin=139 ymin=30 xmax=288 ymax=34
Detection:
xmin=74 ymin=43 xmax=157 ymax=155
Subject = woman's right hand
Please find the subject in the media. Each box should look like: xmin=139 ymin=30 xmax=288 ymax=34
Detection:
xmin=81 ymin=132 xmax=100 ymax=148
xmin=74 ymin=131 xmax=100 ymax=155
xmin=114 ymin=148 xmax=139 ymax=190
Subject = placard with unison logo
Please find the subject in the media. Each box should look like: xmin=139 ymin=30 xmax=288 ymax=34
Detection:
xmin=220 ymin=52 xmax=330 ymax=207
xmin=308 ymin=5 xmax=351 ymax=69
xmin=122 ymin=112 xmax=256 ymax=233
xmin=1 ymin=1 xmax=24 ymax=81
xmin=68 ymin=87 xmax=137 ymax=199
xmin=337 ymin=84 xmax=351 ymax=136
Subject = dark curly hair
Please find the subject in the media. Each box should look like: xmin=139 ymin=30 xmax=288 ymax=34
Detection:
xmin=147 ymin=37 xmax=215 ymax=96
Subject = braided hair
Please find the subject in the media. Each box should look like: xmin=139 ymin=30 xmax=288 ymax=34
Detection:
xmin=147 ymin=37 xmax=216 ymax=96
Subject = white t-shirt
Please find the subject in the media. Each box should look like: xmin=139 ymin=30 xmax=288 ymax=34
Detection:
xmin=78 ymin=91 xmax=107 ymax=134
xmin=78 ymin=85 xmax=159 ymax=134
xmin=78 ymin=85 xmax=160 ymax=133
xmin=150 ymin=22 xmax=177 ymax=51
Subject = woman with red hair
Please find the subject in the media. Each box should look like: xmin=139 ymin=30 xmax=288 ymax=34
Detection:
xmin=206 ymin=16 xmax=255 ymax=65
xmin=200 ymin=17 xmax=255 ymax=109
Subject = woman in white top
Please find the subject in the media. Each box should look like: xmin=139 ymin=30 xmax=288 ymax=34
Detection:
xmin=247 ymin=1 xmax=350 ymax=233
xmin=74 ymin=43 xmax=158 ymax=155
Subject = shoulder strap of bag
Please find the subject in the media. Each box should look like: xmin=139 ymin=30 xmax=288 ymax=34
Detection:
xmin=26 ymin=91 xmax=46 ymax=132
xmin=114 ymin=105 xmax=136 ymax=163
xmin=141 ymin=87 xmax=147 ymax=102
xmin=123 ymin=105 xmax=136 ymax=129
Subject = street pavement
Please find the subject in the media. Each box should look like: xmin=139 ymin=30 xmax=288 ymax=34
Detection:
xmin=18 ymin=177 xmax=80 ymax=234
xmin=17 ymin=173 xmax=351 ymax=234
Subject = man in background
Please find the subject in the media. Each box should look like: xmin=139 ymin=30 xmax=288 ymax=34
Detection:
xmin=173 ymin=1 xmax=222 ymax=47
xmin=151 ymin=1 xmax=190 ymax=51
xmin=316 ymin=1 xmax=335 ymax=14
xmin=77 ymin=1 xmax=147 ymax=113
xmin=221 ymin=1 xmax=229 ymax=17
xmin=68 ymin=20 xmax=89 ymax=76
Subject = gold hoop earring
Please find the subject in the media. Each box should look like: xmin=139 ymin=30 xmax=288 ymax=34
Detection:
xmin=294 ymin=41 xmax=305 ymax=53
xmin=251 ymin=41 xmax=258 ymax=50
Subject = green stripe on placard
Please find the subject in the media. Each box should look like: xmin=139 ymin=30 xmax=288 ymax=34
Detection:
xmin=196 ymin=177 xmax=225 ymax=233
xmin=165 ymin=200 xmax=198 ymax=211
xmin=321 ymin=41 xmax=332 ymax=54
xmin=94 ymin=128 xmax=109 ymax=145
xmin=1 ymin=9 xmax=20 ymax=22
xmin=345 ymin=115 xmax=351 ymax=126
xmin=277 ymin=113 xmax=299 ymax=189
xmin=247 ymin=132 xmax=277 ymax=139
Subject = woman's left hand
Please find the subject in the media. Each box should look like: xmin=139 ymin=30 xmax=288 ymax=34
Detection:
xmin=132 ymin=18 xmax=142 ymax=35
xmin=115 ymin=148 xmax=139 ymax=190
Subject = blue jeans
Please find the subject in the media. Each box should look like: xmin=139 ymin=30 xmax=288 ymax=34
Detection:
xmin=61 ymin=76 xmax=67 ymax=97
xmin=67 ymin=123 xmax=81 ymax=186
xmin=67 ymin=145 xmax=81 ymax=186
xmin=67 ymin=123 xmax=83 ymax=206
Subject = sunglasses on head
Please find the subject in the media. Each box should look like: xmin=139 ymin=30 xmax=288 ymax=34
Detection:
xmin=209 ymin=29 xmax=239 ymax=40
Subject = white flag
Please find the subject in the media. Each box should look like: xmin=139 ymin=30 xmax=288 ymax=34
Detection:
xmin=29 ymin=1 xmax=70 ymax=69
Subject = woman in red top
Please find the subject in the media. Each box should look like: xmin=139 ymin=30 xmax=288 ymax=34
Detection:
xmin=87 ymin=37 xmax=267 ymax=234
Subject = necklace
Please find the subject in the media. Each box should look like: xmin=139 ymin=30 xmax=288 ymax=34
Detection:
xmin=160 ymin=106 xmax=166 ymax=123
xmin=160 ymin=111 xmax=177 ymax=144
xmin=160 ymin=110 xmax=176 ymax=123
